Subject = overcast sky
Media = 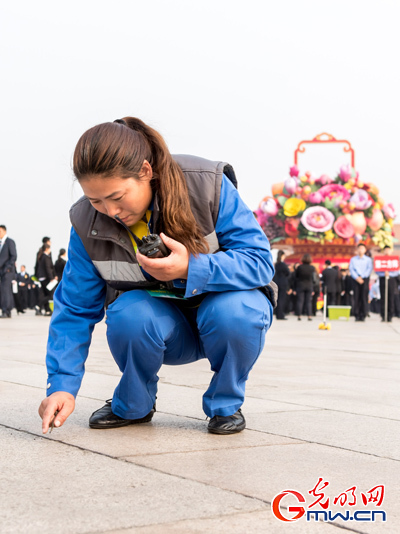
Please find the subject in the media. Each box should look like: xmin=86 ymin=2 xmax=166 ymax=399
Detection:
xmin=1 ymin=0 xmax=399 ymax=272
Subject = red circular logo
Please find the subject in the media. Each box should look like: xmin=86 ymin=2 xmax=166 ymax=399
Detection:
xmin=272 ymin=490 xmax=306 ymax=522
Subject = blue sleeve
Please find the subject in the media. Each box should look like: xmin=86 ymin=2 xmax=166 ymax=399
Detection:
xmin=349 ymin=257 xmax=358 ymax=280
xmin=185 ymin=175 xmax=274 ymax=297
xmin=46 ymin=227 xmax=107 ymax=397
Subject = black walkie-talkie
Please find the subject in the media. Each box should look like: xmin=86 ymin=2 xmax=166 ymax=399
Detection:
xmin=115 ymin=215 xmax=170 ymax=258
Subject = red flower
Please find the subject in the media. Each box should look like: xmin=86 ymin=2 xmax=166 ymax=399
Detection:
xmin=285 ymin=218 xmax=300 ymax=237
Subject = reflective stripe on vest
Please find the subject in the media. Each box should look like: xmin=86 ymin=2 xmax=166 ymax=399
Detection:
xmin=92 ymin=260 xmax=147 ymax=283
xmin=205 ymin=231 xmax=219 ymax=254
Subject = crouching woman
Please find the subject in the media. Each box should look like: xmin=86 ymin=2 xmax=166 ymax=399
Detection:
xmin=39 ymin=117 xmax=275 ymax=435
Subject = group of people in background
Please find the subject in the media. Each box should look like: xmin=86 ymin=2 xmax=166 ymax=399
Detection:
xmin=273 ymin=243 xmax=400 ymax=323
xmin=1 ymin=222 xmax=399 ymax=324
xmin=0 ymin=226 xmax=66 ymax=319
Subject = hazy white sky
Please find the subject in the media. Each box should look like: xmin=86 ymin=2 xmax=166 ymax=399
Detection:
xmin=1 ymin=0 xmax=399 ymax=272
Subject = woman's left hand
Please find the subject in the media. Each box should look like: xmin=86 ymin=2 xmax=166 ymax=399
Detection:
xmin=136 ymin=233 xmax=189 ymax=281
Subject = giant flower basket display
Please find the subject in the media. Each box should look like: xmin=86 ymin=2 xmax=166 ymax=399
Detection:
xmin=255 ymin=134 xmax=396 ymax=265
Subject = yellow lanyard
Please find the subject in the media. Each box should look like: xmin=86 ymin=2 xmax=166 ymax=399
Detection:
xmin=129 ymin=210 xmax=152 ymax=252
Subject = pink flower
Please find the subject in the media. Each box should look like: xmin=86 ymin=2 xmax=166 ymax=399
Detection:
xmin=350 ymin=189 xmax=372 ymax=210
xmin=334 ymin=216 xmax=355 ymax=238
xmin=318 ymin=184 xmax=350 ymax=206
xmin=309 ymin=191 xmax=323 ymax=204
xmin=289 ymin=165 xmax=299 ymax=177
xmin=260 ymin=197 xmax=279 ymax=216
xmin=254 ymin=208 xmax=268 ymax=227
xmin=367 ymin=209 xmax=384 ymax=232
xmin=383 ymin=203 xmax=396 ymax=219
xmin=339 ymin=165 xmax=353 ymax=182
xmin=315 ymin=174 xmax=333 ymax=185
xmin=284 ymin=177 xmax=298 ymax=195
xmin=301 ymin=206 xmax=335 ymax=233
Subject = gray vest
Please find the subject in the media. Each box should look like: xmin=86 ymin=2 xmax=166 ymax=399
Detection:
xmin=69 ymin=154 xmax=237 ymax=292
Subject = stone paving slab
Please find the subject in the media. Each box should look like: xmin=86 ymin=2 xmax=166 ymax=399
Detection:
xmin=0 ymin=310 xmax=399 ymax=533
xmin=127 ymin=442 xmax=399 ymax=533
xmin=0 ymin=426 xmax=264 ymax=534
xmin=245 ymin=409 xmax=400 ymax=460
xmin=0 ymin=381 xmax=304 ymax=458
xmin=111 ymin=510 xmax=343 ymax=533
xmin=247 ymin=387 xmax=400 ymax=420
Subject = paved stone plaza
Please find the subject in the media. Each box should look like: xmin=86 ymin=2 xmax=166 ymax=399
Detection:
xmin=0 ymin=311 xmax=399 ymax=533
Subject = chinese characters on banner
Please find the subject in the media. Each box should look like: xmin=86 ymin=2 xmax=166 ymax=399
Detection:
xmin=374 ymin=255 xmax=400 ymax=271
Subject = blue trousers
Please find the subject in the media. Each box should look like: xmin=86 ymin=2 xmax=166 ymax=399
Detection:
xmin=105 ymin=289 xmax=273 ymax=419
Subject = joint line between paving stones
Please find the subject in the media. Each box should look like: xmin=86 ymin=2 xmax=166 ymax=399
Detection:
xmin=247 ymin=427 xmax=400 ymax=462
xmin=1 ymin=382 xmax=399 ymax=462
xmin=0 ymin=424 xmax=386 ymax=534
xmin=272 ymin=344 xmax=400 ymax=356
xmin=82 ymin=510 xmax=271 ymax=534
xmin=2 ymin=410 xmax=397 ymax=464
xmin=2 ymin=379 xmax=400 ymax=425
xmin=1 ymin=380 xmax=399 ymax=460
xmin=244 ymin=395 xmax=400 ymax=422
xmin=123 ymin=441 xmax=303 ymax=459
xmin=1 ymin=420 xmax=367 ymax=534
xmin=83 ymin=509 xmax=367 ymax=534
xmin=0 ymin=422 xmax=273 ymax=505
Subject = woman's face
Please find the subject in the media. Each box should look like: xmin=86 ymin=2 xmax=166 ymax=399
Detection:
xmin=80 ymin=172 xmax=153 ymax=227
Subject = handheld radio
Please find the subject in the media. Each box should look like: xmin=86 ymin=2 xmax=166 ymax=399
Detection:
xmin=114 ymin=215 xmax=170 ymax=259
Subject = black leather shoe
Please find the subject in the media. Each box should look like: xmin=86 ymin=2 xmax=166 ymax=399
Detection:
xmin=208 ymin=409 xmax=246 ymax=435
xmin=89 ymin=399 xmax=156 ymax=429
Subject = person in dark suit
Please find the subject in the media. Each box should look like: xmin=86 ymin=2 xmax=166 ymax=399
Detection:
xmin=36 ymin=243 xmax=58 ymax=316
xmin=338 ymin=267 xmax=346 ymax=304
xmin=17 ymin=265 xmax=32 ymax=311
xmin=333 ymin=265 xmax=343 ymax=305
xmin=311 ymin=269 xmax=320 ymax=316
xmin=0 ymin=225 xmax=17 ymax=318
xmin=376 ymin=246 xmax=400 ymax=323
xmin=34 ymin=236 xmax=51 ymax=278
xmin=294 ymin=254 xmax=316 ymax=321
xmin=286 ymin=263 xmax=298 ymax=315
xmin=273 ymin=250 xmax=290 ymax=320
xmin=54 ymin=248 xmax=67 ymax=280
xmin=321 ymin=260 xmax=338 ymax=307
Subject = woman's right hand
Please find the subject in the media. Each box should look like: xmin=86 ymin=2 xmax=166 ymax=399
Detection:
xmin=38 ymin=391 xmax=75 ymax=434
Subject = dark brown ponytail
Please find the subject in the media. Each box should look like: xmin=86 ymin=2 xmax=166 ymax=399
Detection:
xmin=73 ymin=117 xmax=209 ymax=255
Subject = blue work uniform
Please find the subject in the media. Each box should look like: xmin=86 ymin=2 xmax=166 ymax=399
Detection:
xmin=46 ymin=176 xmax=274 ymax=418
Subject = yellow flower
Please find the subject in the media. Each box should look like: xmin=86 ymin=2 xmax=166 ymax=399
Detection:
xmin=344 ymin=183 xmax=352 ymax=190
xmin=283 ymin=198 xmax=306 ymax=217
xmin=324 ymin=230 xmax=334 ymax=241
xmin=387 ymin=218 xmax=393 ymax=227
xmin=372 ymin=230 xmax=393 ymax=249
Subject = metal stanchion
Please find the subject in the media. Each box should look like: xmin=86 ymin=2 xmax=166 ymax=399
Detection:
xmin=384 ymin=272 xmax=389 ymax=323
